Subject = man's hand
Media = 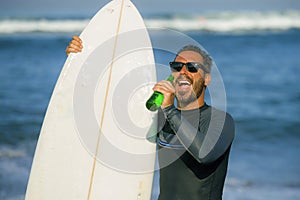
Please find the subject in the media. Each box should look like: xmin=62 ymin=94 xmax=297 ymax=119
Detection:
xmin=66 ymin=35 xmax=83 ymax=55
xmin=152 ymin=80 xmax=175 ymax=109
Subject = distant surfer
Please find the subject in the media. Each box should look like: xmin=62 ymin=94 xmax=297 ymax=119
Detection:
xmin=66 ymin=37 xmax=235 ymax=200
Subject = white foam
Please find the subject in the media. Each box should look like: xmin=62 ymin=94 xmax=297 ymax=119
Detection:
xmin=0 ymin=10 xmax=299 ymax=34
xmin=146 ymin=10 xmax=300 ymax=32
xmin=0 ymin=18 xmax=89 ymax=34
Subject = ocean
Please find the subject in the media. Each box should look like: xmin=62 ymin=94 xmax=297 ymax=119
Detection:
xmin=0 ymin=10 xmax=300 ymax=200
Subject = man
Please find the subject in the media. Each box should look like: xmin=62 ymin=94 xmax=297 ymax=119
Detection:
xmin=66 ymin=37 xmax=235 ymax=200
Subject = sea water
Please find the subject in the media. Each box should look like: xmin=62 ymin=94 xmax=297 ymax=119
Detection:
xmin=0 ymin=11 xmax=300 ymax=199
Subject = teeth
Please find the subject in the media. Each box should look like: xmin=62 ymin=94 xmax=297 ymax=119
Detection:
xmin=179 ymin=80 xmax=191 ymax=86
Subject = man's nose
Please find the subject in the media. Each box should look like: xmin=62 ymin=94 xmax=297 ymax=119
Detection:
xmin=179 ymin=64 xmax=188 ymax=74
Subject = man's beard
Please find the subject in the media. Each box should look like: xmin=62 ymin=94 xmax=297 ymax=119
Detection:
xmin=175 ymin=75 xmax=205 ymax=108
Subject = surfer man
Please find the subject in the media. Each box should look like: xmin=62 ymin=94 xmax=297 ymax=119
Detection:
xmin=66 ymin=37 xmax=235 ymax=200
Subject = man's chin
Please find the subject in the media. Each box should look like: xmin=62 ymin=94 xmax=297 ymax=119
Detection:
xmin=176 ymin=92 xmax=189 ymax=101
xmin=176 ymin=93 xmax=197 ymax=107
xmin=176 ymin=88 xmax=191 ymax=96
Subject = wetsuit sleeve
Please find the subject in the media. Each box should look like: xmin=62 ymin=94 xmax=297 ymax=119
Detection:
xmin=162 ymin=105 xmax=235 ymax=164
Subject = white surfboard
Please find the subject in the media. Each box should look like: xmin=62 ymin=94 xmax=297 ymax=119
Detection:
xmin=25 ymin=0 xmax=157 ymax=199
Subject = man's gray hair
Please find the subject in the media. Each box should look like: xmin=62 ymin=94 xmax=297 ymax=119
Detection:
xmin=177 ymin=45 xmax=212 ymax=73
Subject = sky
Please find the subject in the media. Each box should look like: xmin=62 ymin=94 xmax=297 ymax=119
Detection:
xmin=1 ymin=0 xmax=300 ymax=17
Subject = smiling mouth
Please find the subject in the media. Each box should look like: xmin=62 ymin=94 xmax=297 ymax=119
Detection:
xmin=178 ymin=80 xmax=191 ymax=86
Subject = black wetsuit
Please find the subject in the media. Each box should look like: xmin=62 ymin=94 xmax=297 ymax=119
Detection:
xmin=157 ymin=103 xmax=235 ymax=200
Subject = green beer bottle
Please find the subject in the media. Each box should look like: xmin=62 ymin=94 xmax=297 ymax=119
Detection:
xmin=146 ymin=74 xmax=174 ymax=111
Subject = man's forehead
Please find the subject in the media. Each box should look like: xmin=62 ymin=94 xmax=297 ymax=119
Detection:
xmin=176 ymin=50 xmax=203 ymax=62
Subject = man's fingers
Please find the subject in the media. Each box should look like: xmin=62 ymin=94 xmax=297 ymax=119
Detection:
xmin=66 ymin=36 xmax=83 ymax=55
xmin=72 ymin=35 xmax=82 ymax=42
xmin=153 ymin=80 xmax=174 ymax=94
xmin=70 ymin=39 xmax=83 ymax=49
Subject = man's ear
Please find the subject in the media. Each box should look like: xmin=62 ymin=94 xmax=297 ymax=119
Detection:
xmin=204 ymin=73 xmax=211 ymax=86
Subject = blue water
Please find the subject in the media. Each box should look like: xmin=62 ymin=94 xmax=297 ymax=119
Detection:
xmin=0 ymin=28 xmax=300 ymax=199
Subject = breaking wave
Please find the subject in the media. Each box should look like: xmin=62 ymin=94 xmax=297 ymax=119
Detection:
xmin=0 ymin=10 xmax=300 ymax=34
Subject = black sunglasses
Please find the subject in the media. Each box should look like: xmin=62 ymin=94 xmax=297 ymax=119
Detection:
xmin=169 ymin=62 xmax=208 ymax=73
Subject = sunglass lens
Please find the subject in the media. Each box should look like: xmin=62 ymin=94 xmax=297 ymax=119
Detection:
xmin=169 ymin=62 xmax=201 ymax=73
xmin=170 ymin=62 xmax=183 ymax=72
xmin=186 ymin=63 xmax=198 ymax=72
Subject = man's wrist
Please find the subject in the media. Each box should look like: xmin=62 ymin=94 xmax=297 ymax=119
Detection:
xmin=161 ymin=105 xmax=177 ymax=119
